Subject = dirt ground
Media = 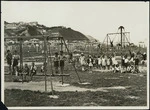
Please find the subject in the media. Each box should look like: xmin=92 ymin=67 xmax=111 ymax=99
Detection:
xmin=4 ymin=65 xmax=147 ymax=106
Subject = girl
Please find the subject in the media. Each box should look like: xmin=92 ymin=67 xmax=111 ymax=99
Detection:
xmin=106 ymin=56 xmax=111 ymax=70
xmin=102 ymin=55 xmax=106 ymax=70
xmin=87 ymin=55 xmax=93 ymax=73
xmin=97 ymin=56 xmax=102 ymax=69
xmin=79 ymin=53 xmax=86 ymax=71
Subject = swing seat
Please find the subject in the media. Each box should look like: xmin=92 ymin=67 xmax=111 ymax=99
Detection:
xmin=51 ymin=74 xmax=70 ymax=76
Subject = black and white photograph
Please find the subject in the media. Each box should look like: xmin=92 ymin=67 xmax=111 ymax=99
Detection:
xmin=1 ymin=1 xmax=149 ymax=109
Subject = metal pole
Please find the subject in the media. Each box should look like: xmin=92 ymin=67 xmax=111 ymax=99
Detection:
xmin=44 ymin=36 xmax=47 ymax=92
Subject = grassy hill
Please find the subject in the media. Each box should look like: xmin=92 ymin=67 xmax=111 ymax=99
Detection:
xmin=4 ymin=22 xmax=89 ymax=41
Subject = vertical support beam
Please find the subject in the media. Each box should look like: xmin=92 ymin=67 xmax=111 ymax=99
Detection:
xmin=48 ymin=42 xmax=54 ymax=95
xmin=106 ymin=34 xmax=108 ymax=55
xmin=19 ymin=38 xmax=23 ymax=71
xmin=60 ymin=38 xmax=64 ymax=85
xmin=19 ymin=38 xmax=23 ymax=83
xmin=119 ymin=26 xmax=124 ymax=57
xmin=61 ymin=37 xmax=81 ymax=83
xmin=60 ymin=38 xmax=63 ymax=51
xmin=44 ymin=36 xmax=47 ymax=92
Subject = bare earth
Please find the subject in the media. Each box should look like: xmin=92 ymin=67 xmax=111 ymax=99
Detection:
xmin=5 ymin=81 xmax=130 ymax=93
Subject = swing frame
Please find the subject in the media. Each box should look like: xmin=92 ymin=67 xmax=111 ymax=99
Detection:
xmin=4 ymin=33 xmax=82 ymax=93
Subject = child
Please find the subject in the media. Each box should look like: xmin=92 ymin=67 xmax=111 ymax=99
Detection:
xmin=6 ymin=50 xmax=12 ymax=74
xmin=41 ymin=62 xmax=47 ymax=73
xmin=12 ymin=50 xmax=20 ymax=76
xmin=24 ymin=64 xmax=30 ymax=75
xmin=134 ymin=55 xmax=140 ymax=73
xmin=59 ymin=51 xmax=66 ymax=74
xmin=79 ymin=53 xmax=86 ymax=71
xmin=115 ymin=64 xmax=120 ymax=73
xmin=87 ymin=55 xmax=93 ymax=73
xmin=102 ymin=55 xmax=106 ymax=70
xmin=22 ymin=64 xmax=30 ymax=81
xmin=124 ymin=55 xmax=129 ymax=72
xmin=106 ymin=56 xmax=111 ymax=70
xmin=30 ymin=62 xmax=37 ymax=81
xmin=97 ymin=56 xmax=102 ymax=69
xmin=53 ymin=52 xmax=59 ymax=74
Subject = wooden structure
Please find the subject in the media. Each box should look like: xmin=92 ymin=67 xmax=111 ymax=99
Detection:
xmin=4 ymin=33 xmax=82 ymax=93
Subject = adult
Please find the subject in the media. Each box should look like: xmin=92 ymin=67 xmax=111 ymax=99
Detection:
xmin=6 ymin=50 xmax=12 ymax=74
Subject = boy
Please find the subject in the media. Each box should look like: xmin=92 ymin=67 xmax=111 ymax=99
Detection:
xmin=30 ymin=62 xmax=37 ymax=81
xmin=54 ymin=52 xmax=59 ymax=74
xmin=22 ymin=64 xmax=30 ymax=81
xmin=12 ymin=50 xmax=20 ymax=76
xmin=59 ymin=51 xmax=66 ymax=74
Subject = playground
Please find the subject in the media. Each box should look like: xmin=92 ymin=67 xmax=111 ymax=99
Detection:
xmin=4 ymin=26 xmax=147 ymax=107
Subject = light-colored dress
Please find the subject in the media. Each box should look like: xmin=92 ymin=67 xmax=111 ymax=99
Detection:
xmin=107 ymin=58 xmax=110 ymax=66
xmin=98 ymin=58 xmax=102 ymax=65
xmin=80 ymin=56 xmax=85 ymax=66
xmin=112 ymin=57 xmax=117 ymax=65
xmin=88 ymin=58 xmax=93 ymax=67
xmin=102 ymin=58 xmax=106 ymax=66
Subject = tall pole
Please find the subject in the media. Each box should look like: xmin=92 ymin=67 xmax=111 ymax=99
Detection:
xmin=48 ymin=42 xmax=54 ymax=95
xmin=44 ymin=36 xmax=47 ymax=92
xmin=60 ymin=38 xmax=64 ymax=85
xmin=19 ymin=38 xmax=23 ymax=71
xmin=107 ymin=34 xmax=108 ymax=55
xmin=19 ymin=38 xmax=23 ymax=83
xmin=119 ymin=26 xmax=124 ymax=56
xmin=61 ymin=37 xmax=81 ymax=83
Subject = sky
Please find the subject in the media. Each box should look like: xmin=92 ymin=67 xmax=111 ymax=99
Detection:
xmin=1 ymin=1 xmax=149 ymax=46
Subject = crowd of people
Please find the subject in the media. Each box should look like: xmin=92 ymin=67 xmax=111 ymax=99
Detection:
xmin=6 ymin=49 xmax=147 ymax=81
xmin=78 ymin=51 xmax=146 ymax=73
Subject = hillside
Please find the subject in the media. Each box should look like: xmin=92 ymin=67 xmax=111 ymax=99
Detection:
xmin=4 ymin=22 xmax=89 ymax=41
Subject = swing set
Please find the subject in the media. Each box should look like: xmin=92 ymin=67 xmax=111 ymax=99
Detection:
xmin=4 ymin=32 xmax=82 ymax=94
xmin=100 ymin=26 xmax=131 ymax=56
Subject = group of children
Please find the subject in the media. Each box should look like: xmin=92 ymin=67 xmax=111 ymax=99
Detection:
xmin=78 ymin=52 xmax=145 ymax=73
xmin=79 ymin=53 xmax=118 ymax=73
xmin=6 ymin=50 xmax=37 ymax=81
